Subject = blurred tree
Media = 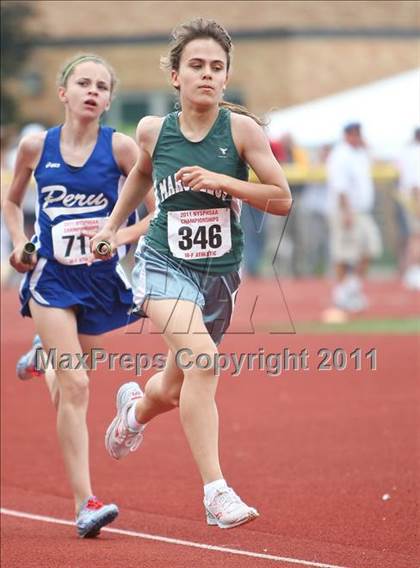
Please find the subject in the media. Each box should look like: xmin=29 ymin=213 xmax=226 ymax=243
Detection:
xmin=1 ymin=1 xmax=38 ymax=125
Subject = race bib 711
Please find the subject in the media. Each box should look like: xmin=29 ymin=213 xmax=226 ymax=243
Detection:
xmin=52 ymin=217 xmax=105 ymax=265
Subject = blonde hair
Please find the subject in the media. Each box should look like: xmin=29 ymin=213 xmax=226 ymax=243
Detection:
xmin=161 ymin=18 xmax=264 ymax=126
xmin=57 ymin=53 xmax=118 ymax=95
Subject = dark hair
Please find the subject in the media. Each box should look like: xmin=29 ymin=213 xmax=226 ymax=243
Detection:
xmin=161 ymin=18 xmax=232 ymax=73
xmin=161 ymin=18 xmax=264 ymax=126
xmin=343 ymin=122 xmax=361 ymax=134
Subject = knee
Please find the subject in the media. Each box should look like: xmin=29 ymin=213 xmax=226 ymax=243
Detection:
xmin=57 ymin=371 xmax=89 ymax=407
xmin=176 ymin=345 xmax=218 ymax=376
xmin=182 ymin=351 xmax=218 ymax=381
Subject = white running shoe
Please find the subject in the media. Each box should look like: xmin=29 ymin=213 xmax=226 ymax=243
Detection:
xmin=16 ymin=335 xmax=45 ymax=381
xmin=403 ymin=265 xmax=420 ymax=291
xmin=204 ymin=487 xmax=259 ymax=529
xmin=333 ymin=283 xmax=368 ymax=313
xmin=76 ymin=496 xmax=119 ymax=538
xmin=105 ymin=381 xmax=145 ymax=460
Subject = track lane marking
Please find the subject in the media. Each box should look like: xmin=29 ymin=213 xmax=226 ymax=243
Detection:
xmin=1 ymin=507 xmax=349 ymax=568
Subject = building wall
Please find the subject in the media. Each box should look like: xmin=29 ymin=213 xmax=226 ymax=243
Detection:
xmin=28 ymin=1 xmax=419 ymax=36
xmin=9 ymin=0 xmax=420 ymax=125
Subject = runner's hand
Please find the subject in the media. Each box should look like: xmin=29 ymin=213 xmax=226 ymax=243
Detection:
xmin=9 ymin=241 xmax=38 ymax=273
xmin=89 ymin=228 xmax=117 ymax=263
xmin=176 ymin=166 xmax=227 ymax=192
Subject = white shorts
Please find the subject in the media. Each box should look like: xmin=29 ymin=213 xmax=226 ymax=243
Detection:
xmin=330 ymin=212 xmax=382 ymax=265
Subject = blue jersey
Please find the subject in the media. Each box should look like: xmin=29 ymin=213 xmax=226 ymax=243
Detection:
xmin=33 ymin=125 xmax=136 ymax=264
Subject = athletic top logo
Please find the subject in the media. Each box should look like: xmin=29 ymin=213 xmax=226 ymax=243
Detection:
xmin=218 ymin=147 xmax=228 ymax=157
xmin=41 ymin=185 xmax=109 ymax=220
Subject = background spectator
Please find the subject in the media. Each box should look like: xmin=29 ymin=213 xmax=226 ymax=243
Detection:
xmin=396 ymin=127 xmax=420 ymax=289
xmin=326 ymin=122 xmax=382 ymax=311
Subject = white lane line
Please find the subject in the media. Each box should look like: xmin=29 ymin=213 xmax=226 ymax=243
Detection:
xmin=1 ymin=508 xmax=349 ymax=568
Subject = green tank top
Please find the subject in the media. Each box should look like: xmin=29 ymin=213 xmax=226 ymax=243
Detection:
xmin=145 ymin=107 xmax=248 ymax=274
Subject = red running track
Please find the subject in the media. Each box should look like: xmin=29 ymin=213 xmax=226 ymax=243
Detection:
xmin=1 ymin=280 xmax=419 ymax=567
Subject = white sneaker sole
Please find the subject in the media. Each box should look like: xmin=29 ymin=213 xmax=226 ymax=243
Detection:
xmin=77 ymin=506 xmax=119 ymax=538
xmin=105 ymin=382 xmax=143 ymax=460
xmin=105 ymin=414 xmax=123 ymax=460
xmin=205 ymin=508 xmax=259 ymax=529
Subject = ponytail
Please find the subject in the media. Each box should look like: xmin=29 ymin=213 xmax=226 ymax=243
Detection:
xmin=219 ymin=101 xmax=266 ymax=127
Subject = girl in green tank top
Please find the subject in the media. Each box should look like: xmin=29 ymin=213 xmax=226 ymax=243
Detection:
xmin=92 ymin=18 xmax=291 ymax=530
xmin=146 ymin=106 xmax=248 ymax=273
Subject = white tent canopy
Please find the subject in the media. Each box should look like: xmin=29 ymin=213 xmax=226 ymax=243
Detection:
xmin=266 ymin=69 xmax=420 ymax=159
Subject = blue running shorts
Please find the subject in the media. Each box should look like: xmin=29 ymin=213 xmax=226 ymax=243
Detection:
xmin=132 ymin=238 xmax=240 ymax=345
xmin=20 ymin=257 xmax=138 ymax=335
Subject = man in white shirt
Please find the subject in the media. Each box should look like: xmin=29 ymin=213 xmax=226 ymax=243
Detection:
xmin=326 ymin=123 xmax=382 ymax=311
xmin=397 ymin=127 xmax=420 ymax=290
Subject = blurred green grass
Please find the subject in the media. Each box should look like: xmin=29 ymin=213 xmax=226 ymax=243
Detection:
xmin=258 ymin=317 xmax=420 ymax=335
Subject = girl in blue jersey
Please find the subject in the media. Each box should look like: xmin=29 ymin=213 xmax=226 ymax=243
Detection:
xmin=3 ymin=54 xmax=153 ymax=537
xmin=92 ymin=19 xmax=292 ymax=529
